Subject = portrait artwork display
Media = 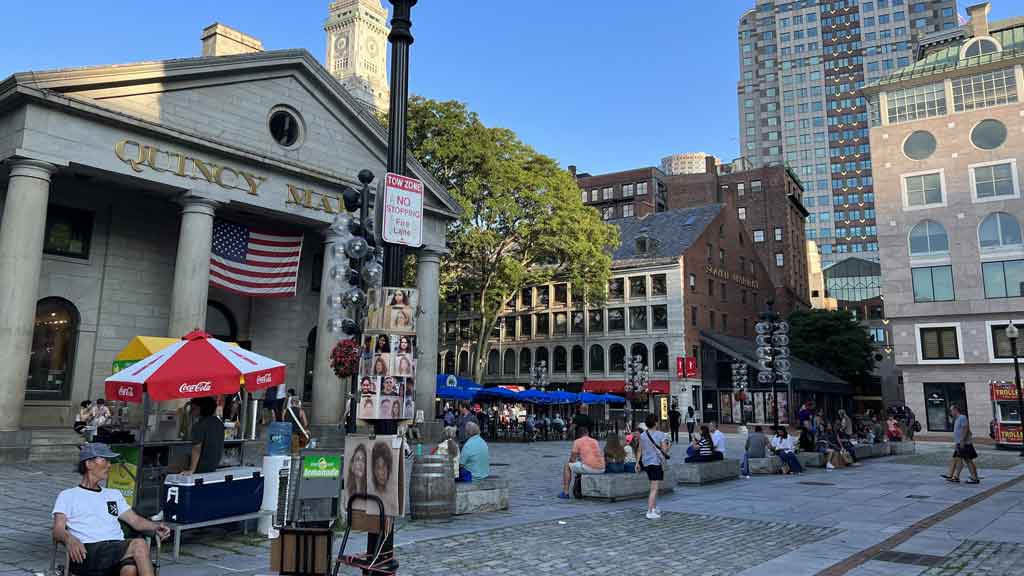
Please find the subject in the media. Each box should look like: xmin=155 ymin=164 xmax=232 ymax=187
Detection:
xmin=343 ymin=435 xmax=405 ymax=517
xmin=356 ymin=288 xmax=419 ymax=421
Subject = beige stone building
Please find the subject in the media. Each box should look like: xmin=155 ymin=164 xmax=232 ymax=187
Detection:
xmin=0 ymin=27 xmax=458 ymax=459
xmin=660 ymin=152 xmax=721 ymax=176
xmin=324 ymin=0 xmax=391 ymax=113
xmin=807 ymin=240 xmax=836 ymax=310
xmin=865 ymin=2 xmax=1024 ymax=436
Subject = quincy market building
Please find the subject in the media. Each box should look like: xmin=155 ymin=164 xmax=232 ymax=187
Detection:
xmin=0 ymin=48 xmax=458 ymax=451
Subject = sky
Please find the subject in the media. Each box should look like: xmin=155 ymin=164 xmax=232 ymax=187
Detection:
xmin=0 ymin=1 xmax=1016 ymax=174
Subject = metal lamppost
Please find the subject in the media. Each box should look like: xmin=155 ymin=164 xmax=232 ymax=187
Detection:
xmin=1006 ymin=322 xmax=1024 ymax=457
xmin=732 ymin=361 xmax=749 ymax=426
xmin=530 ymin=360 xmax=549 ymax=390
xmin=755 ymin=302 xmax=791 ymax=427
xmin=624 ymin=355 xmax=650 ymax=425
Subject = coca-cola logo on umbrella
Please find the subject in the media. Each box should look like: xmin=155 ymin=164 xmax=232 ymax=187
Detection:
xmin=118 ymin=386 xmax=135 ymax=398
xmin=255 ymin=372 xmax=273 ymax=385
xmin=179 ymin=381 xmax=213 ymax=394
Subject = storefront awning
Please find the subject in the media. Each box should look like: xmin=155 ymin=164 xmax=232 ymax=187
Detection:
xmin=583 ymin=380 xmax=670 ymax=394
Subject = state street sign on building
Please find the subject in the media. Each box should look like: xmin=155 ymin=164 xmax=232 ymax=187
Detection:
xmin=382 ymin=172 xmax=424 ymax=247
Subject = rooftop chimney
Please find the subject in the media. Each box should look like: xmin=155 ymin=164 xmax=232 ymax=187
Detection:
xmin=568 ymin=165 xmax=577 ymax=177
xmin=201 ymin=23 xmax=263 ymax=57
xmin=967 ymin=2 xmax=991 ymax=38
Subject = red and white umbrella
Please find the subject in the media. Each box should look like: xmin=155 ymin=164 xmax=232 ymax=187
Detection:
xmin=105 ymin=330 xmax=286 ymax=403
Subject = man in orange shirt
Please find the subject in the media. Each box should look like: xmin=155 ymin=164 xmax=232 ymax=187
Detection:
xmin=559 ymin=426 xmax=606 ymax=499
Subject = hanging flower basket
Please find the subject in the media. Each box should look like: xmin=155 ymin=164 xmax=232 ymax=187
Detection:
xmin=330 ymin=338 xmax=362 ymax=379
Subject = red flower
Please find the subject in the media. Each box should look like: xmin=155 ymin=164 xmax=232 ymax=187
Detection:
xmin=330 ymin=338 xmax=362 ymax=378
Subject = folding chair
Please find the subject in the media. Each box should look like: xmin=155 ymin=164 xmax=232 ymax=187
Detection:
xmin=49 ymin=527 xmax=161 ymax=576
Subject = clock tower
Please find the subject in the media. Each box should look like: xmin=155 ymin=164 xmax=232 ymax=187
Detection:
xmin=324 ymin=0 xmax=390 ymax=114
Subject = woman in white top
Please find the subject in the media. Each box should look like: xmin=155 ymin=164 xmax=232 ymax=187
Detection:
xmin=769 ymin=428 xmax=803 ymax=474
xmin=685 ymin=406 xmax=697 ymax=442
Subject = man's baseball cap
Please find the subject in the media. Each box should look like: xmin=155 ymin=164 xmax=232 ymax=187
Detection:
xmin=78 ymin=443 xmax=120 ymax=462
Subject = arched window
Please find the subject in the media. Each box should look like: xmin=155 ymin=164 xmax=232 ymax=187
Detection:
xmin=553 ymin=346 xmax=567 ymax=373
xmin=205 ymin=301 xmax=237 ymax=341
xmin=27 ymin=297 xmax=80 ymax=400
xmin=443 ymin=352 xmax=455 ymax=374
xmin=653 ymin=342 xmax=669 ymax=371
xmin=963 ymin=37 xmax=1000 ymax=59
xmin=457 ymin=350 xmax=470 ymax=376
xmin=909 ymin=220 xmax=949 ymax=256
xmin=536 ymin=347 xmax=549 ymax=370
xmin=519 ymin=347 xmax=532 ymax=374
xmin=610 ymin=344 xmax=626 ymax=372
xmin=589 ymin=344 xmax=604 ymax=373
xmin=571 ymin=345 xmax=584 ymax=373
xmin=303 ymin=327 xmax=316 ymax=402
xmin=487 ymin=350 xmax=499 ymax=375
xmin=980 ymin=212 xmax=1023 ymax=251
xmin=630 ymin=343 xmax=648 ymax=367
xmin=503 ymin=349 xmax=516 ymax=375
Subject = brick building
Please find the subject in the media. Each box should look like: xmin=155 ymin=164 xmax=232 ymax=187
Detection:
xmin=573 ymin=166 xmax=668 ymax=220
xmin=439 ymin=202 xmax=776 ymax=418
xmin=665 ymin=158 xmax=811 ymax=315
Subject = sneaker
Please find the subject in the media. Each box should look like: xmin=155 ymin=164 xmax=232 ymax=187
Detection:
xmin=965 ymin=478 xmax=980 ymax=485
xmin=557 ymin=492 xmax=570 ymax=499
xmin=645 ymin=510 xmax=661 ymax=520
xmin=653 ymin=507 xmax=662 ymax=514
xmin=826 ymin=463 xmax=835 ymax=470
xmin=742 ymin=475 xmax=751 ymax=479
xmin=150 ymin=511 xmax=164 ymax=521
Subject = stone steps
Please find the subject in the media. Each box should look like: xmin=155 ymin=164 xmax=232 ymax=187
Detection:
xmin=25 ymin=428 xmax=85 ymax=462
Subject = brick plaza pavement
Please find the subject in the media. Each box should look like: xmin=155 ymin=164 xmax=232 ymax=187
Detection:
xmin=4 ymin=436 xmax=1024 ymax=575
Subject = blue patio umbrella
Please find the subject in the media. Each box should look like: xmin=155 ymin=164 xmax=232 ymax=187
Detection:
xmin=517 ymin=389 xmax=549 ymax=403
xmin=602 ymin=393 xmax=627 ymax=404
xmin=435 ymin=373 xmax=481 ymax=401
xmin=475 ymin=386 xmax=518 ymax=400
xmin=547 ymin=390 xmax=579 ymax=404
xmin=579 ymin=392 xmax=607 ymax=405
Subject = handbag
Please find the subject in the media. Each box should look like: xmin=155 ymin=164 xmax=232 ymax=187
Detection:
xmin=646 ymin=431 xmax=671 ymax=461
xmin=841 ymin=450 xmax=853 ymax=465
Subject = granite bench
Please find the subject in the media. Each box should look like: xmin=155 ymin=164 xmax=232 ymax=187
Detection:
xmin=889 ymin=441 xmax=916 ymax=456
xmin=455 ymin=476 xmax=509 ymax=515
xmin=581 ymin=468 xmax=676 ymax=502
xmin=853 ymin=443 xmax=891 ymax=460
xmin=797 ymin=452 xmax=827 ymax=468
xmin=675 ymin=458 xmax=740 ymax=485
xmin=747 ymin=452 xmax=823 ymax=474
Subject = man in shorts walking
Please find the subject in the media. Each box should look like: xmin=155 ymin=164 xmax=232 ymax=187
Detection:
xmin=944 ymin=404 xmax=980 ymax=484
xmin=559 ymin=426 xmax=605 ymax=498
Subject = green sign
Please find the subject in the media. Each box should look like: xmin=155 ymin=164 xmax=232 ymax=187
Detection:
xmin=107 ymin=446 xmax=139 ymax=506
xmin=303 ymin=455 xmax=341 ymax=479
xmin=112 ymin=359 xmax=137 ymax=374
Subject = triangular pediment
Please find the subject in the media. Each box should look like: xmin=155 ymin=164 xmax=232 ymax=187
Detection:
xmin=4 ymin=49 xmax=459 ymax=219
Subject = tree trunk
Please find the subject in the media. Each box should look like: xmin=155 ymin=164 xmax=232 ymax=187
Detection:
xmin=471 ymin=316 xmax=494 ymax=386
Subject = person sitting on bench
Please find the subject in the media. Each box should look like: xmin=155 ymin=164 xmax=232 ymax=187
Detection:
xmin=559 ymin=426 xmax=606 ymax=498
xmin=685 ymin=425 xmax=724 ymax=462
xmin=52 ymin=443 xmax=170 ymax=576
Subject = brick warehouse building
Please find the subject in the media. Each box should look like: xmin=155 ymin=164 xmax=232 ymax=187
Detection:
xmin=665 ymin=158 xmax=811 ymax=315
xmin=574 ymin=166 xmax=669 ymax=220
xmin=439 ymin=202 xmax=780 ymax=420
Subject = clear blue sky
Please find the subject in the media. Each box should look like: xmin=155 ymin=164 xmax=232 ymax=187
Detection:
xmin=0 ymin=1 xmax=1014 ymax=174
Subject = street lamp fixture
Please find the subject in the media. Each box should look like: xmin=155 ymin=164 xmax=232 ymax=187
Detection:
xmin=531 ymin=360 xmax=548 ymax=390
xmin=624 ymin=355 xmax=650 ymax=394
xmin=1006 ymin=322 xmax=1024 ymax=457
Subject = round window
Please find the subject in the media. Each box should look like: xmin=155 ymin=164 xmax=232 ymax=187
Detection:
xmin=268 ymin=107 xmax=303 ymax=148
xmin=903 ymin=130 xmax=936 ymax=160
xmin=971 ymin=119 xmax=1007 ymax=150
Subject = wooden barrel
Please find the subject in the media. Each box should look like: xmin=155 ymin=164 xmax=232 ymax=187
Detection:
xmin=410 ymin=455 xmax=455 ymax=520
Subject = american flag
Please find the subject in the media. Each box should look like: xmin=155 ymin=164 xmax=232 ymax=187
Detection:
xmin=209 ymin=219 xmax=303 ymax=297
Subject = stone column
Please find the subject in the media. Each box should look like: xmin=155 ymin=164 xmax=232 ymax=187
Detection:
xmin=415 ymin=247 xmax=444 ymax=433
xmin=312 ymin=228 xmax=347 ymax=432
xmin=0 ymin=159 xmax=57 ymax=432
xmin=168 ymin=196 xmax=217 ymax=337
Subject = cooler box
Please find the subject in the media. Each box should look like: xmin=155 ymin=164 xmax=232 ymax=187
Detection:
xmin=162 ymin=467 xmax=263 ymax=524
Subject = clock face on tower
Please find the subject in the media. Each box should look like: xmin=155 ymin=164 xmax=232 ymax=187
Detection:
xmin=334 ymin=35 xmax=348 ymax=52
xmin=366 ymin=40 xmax=379 ymax=57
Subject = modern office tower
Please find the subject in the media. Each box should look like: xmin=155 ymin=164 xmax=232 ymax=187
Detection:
xmin=661 ymin=152 xmax=722 ymax=175
xmin=737 ymin=0 xmax=958 ymax=268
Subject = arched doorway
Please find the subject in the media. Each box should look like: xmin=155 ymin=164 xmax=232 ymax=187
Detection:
xmin=303 ymin=327 xmax=316 ymax=402
xmin=205 ymin=301 xmax=237 ymax=341
xmin=27 ymin=297 xmax=80 ymax=400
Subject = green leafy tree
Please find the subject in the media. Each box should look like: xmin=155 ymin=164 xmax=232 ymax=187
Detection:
xmin=404 ymin=96 xmax=619 ymax=384
xmin=787 ymin=308 xmax=876 ymax=385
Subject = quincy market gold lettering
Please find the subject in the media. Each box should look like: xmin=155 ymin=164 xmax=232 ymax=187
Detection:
xmin=285 ymin=184 xmax=343 ymax=214
xmin=705 ymin=264 xmax=760 ymax=290
xmin=114 ymin=139 xmax=266 ymax=196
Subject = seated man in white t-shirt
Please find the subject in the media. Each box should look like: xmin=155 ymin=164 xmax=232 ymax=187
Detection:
xmin=52 ymin=443 xmax=170 ymax=576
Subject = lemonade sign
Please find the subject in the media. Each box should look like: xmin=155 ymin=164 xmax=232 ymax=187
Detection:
xmin=107 ymin=446 xmax=139 ymax=506
xmin=302 ymin=455 xmax=341 ymax=479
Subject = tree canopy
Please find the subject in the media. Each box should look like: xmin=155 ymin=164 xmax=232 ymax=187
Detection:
xmin=404 ymin=96 xmax=619 ymax=383
xmin=787 ymin=308 xmax=876 ymax=385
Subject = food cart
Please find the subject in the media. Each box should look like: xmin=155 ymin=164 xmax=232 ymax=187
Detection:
xmin=990 ymin=380 xmax=1023 ymax=449
xmin=103 ymin=330 xmax=286 ymax=516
